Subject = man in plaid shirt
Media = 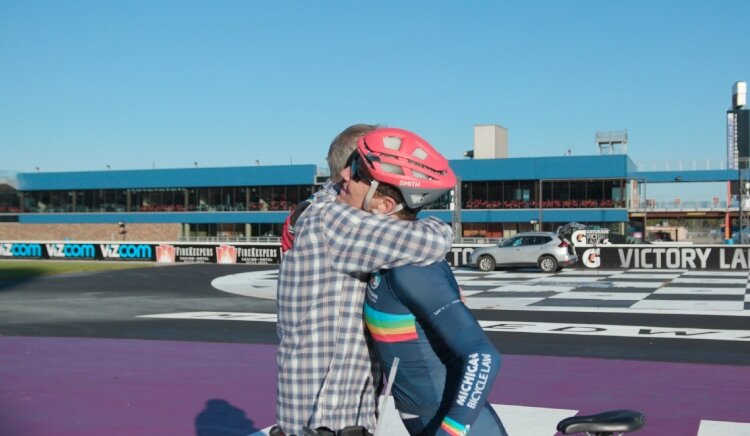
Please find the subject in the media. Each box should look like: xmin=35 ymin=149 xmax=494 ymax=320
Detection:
xmin=276 ymin=126 xmax=454 ymax=436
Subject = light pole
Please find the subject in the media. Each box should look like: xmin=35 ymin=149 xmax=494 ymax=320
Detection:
xmin=739 ymin=166 xmax=743 ymax=244
xmin=538 ymin=180 xmax=543 ymax=230
xmin=642 ymin=178 xmax=648 ymax=243
xmin=451 ymin=177 xmax=462 ymax=240
xmin=739 ymin=157 xmax=750 ymax=243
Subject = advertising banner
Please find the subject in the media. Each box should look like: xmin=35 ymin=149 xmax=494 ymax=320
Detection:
xmin=153 ymin=244 xmax=282 ymax=264
xmin=570 ymin=229 xmax=613 ymax=247
xmin=99 ymin=243 xmax=155 ymax=261
xmin=233 ymin=246 xmax=281 ymax=264
xmin=0 ymin=242 xmax=155 ymax=261
xmin=0 ymin=242 xmax=45 ymax=259
xmin=0 ymin=241 xmax=281 ymax=264
xmin=574 ymin=245 xmax=750 ymax=270
xmin=445 ymin=244 xmax=481 ymax=268
xmin=2 ymin=240 xmax=748 ymax=271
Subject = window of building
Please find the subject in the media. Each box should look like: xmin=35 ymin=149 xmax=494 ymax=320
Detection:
xmin=131 ymin=189 xmax=186 ymax=212
xmin=0 ymin=191 xmax=20 ymax=213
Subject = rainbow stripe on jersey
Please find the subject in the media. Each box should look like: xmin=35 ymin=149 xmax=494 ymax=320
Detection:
xmin=364 ymin=304 xmax=418 ymax=343
xmin=440 ymin=416 xmax=467 ymax=436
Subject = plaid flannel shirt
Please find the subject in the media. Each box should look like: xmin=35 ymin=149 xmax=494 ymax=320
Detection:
xmin=276 ymin=181 xmax=454 ymax=435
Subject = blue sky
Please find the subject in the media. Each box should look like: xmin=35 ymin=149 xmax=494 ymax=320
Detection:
xmin=1 ymin=1 xmax=748 ymax=175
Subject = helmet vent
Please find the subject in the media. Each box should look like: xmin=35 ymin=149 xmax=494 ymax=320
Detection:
xmin=382 ymin=136 xmax=402 ymax=151
xmin=409 ymin=194 xmax=427 ymax=205
xmin=412 ymin=170 xmax=429 ymax=180
xmin=380 ymin=162 xmax=404 ymax=175
xmin=412 ymin=147 xmax=428 ymax=160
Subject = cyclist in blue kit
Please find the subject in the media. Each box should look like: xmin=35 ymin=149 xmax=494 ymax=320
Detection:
xmin=365 ymin=264 xmax=505 ymax=436
xmin=340 ymin=128 xmax=507 ymax=436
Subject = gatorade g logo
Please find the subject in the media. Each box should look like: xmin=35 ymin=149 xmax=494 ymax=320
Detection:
xmin=0 ymin=243 xmax=43 ymax=258
xmin=46 ymin=243 xmax=96 ymax=258
xmin=100 ymin=244 xmax=153 ymax=259
xmin=582 ymin=248 xmax=601 ymax=268
xmin=572 ymin=229 xmax=611 ymax=247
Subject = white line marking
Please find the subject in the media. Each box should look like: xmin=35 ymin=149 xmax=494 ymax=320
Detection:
xmin=614 ymin=273 xmax=682 ymax=279
xmin=697 ymin=420 xmax=750 ymax=435
xmin=530 ymin=276 xmax=606 ymax=283
xmin=138 ymin=312 xmax=750 ymax=341
xmin=493 ymin=404 xmax=578 ymax=436
xmin=482 ymin=284 xmax=575 ymax=293
xmin=558 ymin=269 xmax=618 ymax=274
xmin=631 ymin=300 xmax=746 ymax=311
xmin=672 ymin=277 xmax=747 ymax=285
xmin=248 ymin=404 xmax=750 ymax=436
xmin=456 ymin=279 xmax=536 ymax=287
xmin=464 ymin=297 xmax=545 ymax=309
xmin=467 ymin=304 xmax=750 ymax=316
xmin=654 ymin=287 xmax=746 ymax=296
xmin=682 ymin=271 xmax=750 ymax=277
xmin=138 ymin=311 xmax=278 ymax=322
xmin=607 ymin=281 xmax=664 ymax=288
xmin=549 ymin=292 xmax=650 ymax=300
xmin=478 ymin=320 xmax=750 ymax=341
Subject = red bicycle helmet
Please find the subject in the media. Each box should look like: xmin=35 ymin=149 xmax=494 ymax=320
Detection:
xmin=354 ymin=127 xmax=457 ymax=211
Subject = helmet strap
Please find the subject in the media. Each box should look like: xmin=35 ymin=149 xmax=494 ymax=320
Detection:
xmin=362 ymin=180 xmax=404 ymax=216
xmin=362 ymin=181 xmax=379 ymax=211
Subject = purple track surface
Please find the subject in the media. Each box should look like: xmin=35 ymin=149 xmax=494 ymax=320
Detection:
xmin=2 ymin=336 xmax=749 ymax=435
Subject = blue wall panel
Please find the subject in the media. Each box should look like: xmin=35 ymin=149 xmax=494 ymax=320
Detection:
xmin=18 ymin=165 xmax=318 ymax=190
xmin=449 ymin=155 xmax=632 ymax=181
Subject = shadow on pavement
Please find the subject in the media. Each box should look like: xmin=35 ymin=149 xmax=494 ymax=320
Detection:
xmin=0 ymin=272 xmax=41 ymax=292
xmin=195 ymin=399 xmax=260 ymax=435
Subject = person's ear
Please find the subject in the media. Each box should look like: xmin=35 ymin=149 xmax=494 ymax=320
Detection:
xmin=374 ymin=196 xmax=398 ymax=214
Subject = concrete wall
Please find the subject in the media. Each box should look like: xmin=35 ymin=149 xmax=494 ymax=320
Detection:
xmin=0 ymin=223 xmax=181 ymax=241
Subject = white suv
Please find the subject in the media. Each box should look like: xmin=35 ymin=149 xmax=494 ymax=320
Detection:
xmin=467 ymin=232 xmax=578 ymax=273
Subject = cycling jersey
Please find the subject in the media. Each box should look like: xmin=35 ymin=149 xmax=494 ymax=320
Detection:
xmin=364 ymin=261 xmax=505 ymax=436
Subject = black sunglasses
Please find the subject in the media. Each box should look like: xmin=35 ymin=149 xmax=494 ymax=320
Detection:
xmin=349 ymin=154 xmax=372 ymax=184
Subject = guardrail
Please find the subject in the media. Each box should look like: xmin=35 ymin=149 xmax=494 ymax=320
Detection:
xmin=631 ymin=199 xmax=735 ymax=212
xmin=178 ymin=236 xmax=281 ymax=243
xmin=177 ymin=236 xmax=504 ymax=245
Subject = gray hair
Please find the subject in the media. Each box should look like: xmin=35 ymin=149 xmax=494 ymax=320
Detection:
xmin=326 ymin=124 xmax=380 ymax=182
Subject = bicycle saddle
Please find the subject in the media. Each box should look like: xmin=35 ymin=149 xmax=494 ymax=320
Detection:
xmin=556 ymin=410 xmax=645 ymax=434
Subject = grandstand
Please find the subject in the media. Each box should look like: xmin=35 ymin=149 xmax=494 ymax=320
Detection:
xmin=0 ymin=150 xmax=740 ymax=243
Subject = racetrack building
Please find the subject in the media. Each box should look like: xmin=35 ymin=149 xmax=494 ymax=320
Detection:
xmin=0 ymin=127 xmax=742 ymax=243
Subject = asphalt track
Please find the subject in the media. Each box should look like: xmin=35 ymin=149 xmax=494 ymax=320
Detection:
xmin=1 ymin=263 xmax=749 ymax=435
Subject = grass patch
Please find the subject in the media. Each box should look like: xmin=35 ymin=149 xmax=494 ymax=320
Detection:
xmin=0 ymin=260 xmax=155 ymax=280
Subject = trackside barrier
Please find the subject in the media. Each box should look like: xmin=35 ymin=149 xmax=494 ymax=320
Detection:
xmin=573 ymin=245 xmax=750 ymax=271
xmin=2 ymin=241 xmax=750 ymax=270
xmin=0 ymin=241 xmax=281 ymax=264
